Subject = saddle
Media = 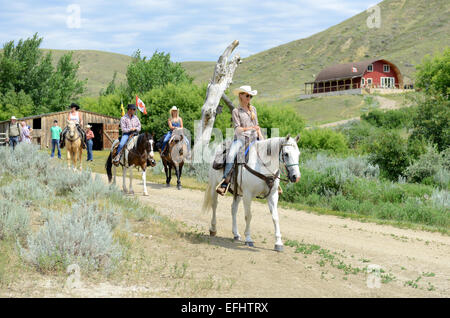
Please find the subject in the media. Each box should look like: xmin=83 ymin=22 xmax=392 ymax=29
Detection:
xmin=112 ymin=133 xmax=138 ymax=166
xmin=214 ymin=139 xmax=281 ymax=199
xmin=212 ymin=139 xmax=253 ymax=170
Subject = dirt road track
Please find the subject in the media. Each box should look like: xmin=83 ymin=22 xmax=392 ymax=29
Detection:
xmin=101 ymin=175 xmax=450 ymax=297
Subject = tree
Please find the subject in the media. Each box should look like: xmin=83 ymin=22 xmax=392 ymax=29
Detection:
xmin=415 ymin=47 xmax=450 ymax=98
xmin=410 ymin=49 xmax=450 ymax=152
xmin=0 ymin=33 xmax=86 ymax=117
xmin=126 ymin=50 xmax=192 ymax=95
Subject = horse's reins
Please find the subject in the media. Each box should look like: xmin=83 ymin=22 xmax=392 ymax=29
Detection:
xmin=238 ymin=141 xmax=299 ymax=198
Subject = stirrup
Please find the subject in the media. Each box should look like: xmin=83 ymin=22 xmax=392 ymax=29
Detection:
xmin=215 ymin=179 xmax=230 ymax=196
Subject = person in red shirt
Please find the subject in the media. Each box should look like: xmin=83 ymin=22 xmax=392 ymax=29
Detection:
xmin=85 ymin=124 xmax=95 ymax=161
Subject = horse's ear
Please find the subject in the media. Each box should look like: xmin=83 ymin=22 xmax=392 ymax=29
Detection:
xmin=286 ymin=133 xmax=290 ymax=140
xmin=295 ymin=134 xmax=300 ymax=142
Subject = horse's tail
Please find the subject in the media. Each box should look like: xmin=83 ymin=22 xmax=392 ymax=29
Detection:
xmin=106 ymin=152 xmax=113 ymax=183
xmin=202 ymin=164 xmax=219 ymax=214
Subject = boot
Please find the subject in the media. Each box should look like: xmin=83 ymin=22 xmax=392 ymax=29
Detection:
xmin=215 ymin=179 xmax=229 ymax=196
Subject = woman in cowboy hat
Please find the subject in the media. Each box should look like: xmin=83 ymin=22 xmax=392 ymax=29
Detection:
xmin=60 ymin=103 xmax=87 ymax=149
xmin=160 ymin=106 xmax=186 ymax=154
xmin=216 ymin=85 xmax=264 ymax=195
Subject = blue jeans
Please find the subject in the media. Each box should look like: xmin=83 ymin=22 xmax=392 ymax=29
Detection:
xmin=116 ymin=133 xmax=130 ymax=156
xmin=223 ymin=139 xmax=244 ymax=180
xmin=87 ymin=139 xmax=93 ymax=161
xmin=161 ymin=132 xmax=172 ymax=152
xmin=51 ymin=139 xmax=61 ymax=158
xmin=9 ymin=136 xmax=19 ymax=150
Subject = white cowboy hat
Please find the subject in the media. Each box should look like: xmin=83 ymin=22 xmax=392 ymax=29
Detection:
xmin=169 ymin=106 xmax=179 ymax=114
xmin=11 ymin=116 xmax=17 ymax=120
xmin=233 ymin=85 xmax=257 ymax=96
xmin=85 ymin=124 xmax=92 ymax=129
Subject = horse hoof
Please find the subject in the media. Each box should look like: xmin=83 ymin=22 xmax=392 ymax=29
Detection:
xmin=143 ymin=192 xmax=149 ymax=196
xmin=233 ymin=236 xmax=241 ymax=242
xmin=177 ymin=185 xmax=182 ymax=190
xmin=129 ymin=190 xmax=134 ymax=195
xmin=166 ymin=183 xmax=170 ymax=187
xmin=274 ymin=244 xmax=284 ymax=252
xmin=245 ymin=241 xmax=255 ymax=247
xmin=210 ymin=230 xmax=216 ymax=237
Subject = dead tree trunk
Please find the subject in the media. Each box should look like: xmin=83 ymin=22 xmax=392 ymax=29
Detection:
xmin=193 ymin=40 xmax=241 ymax=162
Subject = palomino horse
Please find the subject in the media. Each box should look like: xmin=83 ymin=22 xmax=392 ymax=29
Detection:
xmin=105 ymin=132 xmax=156 ymax=196
xmin=202 ymin=134 xmax=301 ymax=252
xmin=62 ymin=120 xmax=83 ymax=170
xmin=159 ymin=128 xmax=189 ymax=190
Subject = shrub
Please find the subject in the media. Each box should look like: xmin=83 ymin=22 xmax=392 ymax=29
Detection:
xmin=21 ymin=203 xmax=122 ymax=273
xmin=299 ymin=128 xmax=348 ymax=154
xmin=409 ymin=95 xmax=450 ymax=152
xmin=367 ymin=131 xmax=410 ymax=181
xmin=303 ymin=154 xmax=380 ymax=180
xmin=361 ymin=107 xmax=417 ymax=129
xmin=0 ymin=200 xmax=29 ymax=241
xmin=405 ymin=145 xmax=445 ymax=184
xmin=338 ymin=120 xmax=381 ymax=150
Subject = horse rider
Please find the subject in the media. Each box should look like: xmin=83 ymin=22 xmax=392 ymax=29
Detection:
xmin=60 ymin=103 xmax=87 ymax=149
xmin=113 ymin=104 xmax=141 ymax=165
xmin=216 ymin=85 xmax=264 ymax=196
xmin=160 ymin=106 xmax=190 ymax=155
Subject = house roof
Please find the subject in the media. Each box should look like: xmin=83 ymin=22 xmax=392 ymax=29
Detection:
xmin=0 ymin=109 xmax=120 ymax=125
xmin=313 ymin=59 xmax=402 ymax=83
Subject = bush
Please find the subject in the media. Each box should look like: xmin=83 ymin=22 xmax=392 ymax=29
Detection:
xmin=21 ymin=203 xmax=122 ymax=273
xmin=0 ymin=200 xmax=29 ymax=241
xmin=367 ymin=131 xmax=410 ymax=181
xmin=410 ymin=94 xmax=450 ymax=152
xmin=299 ymin=128 xmax=348 ymax=154
xmin=361 ymin=107 xmax=417 ymax=129
xmin=303 ymin=154 xmax=380 ymax=180
xmin=338 ymin=120 xmax=380 ymax=150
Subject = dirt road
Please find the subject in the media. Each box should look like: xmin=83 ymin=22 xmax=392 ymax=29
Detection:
xmin=101 ymin=175 xmax=450 ymax=297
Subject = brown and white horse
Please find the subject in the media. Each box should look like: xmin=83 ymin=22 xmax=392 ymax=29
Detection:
xmin=63 ymin=121 xmax=83 ymax=170
xmin=159 ymin=128 xmax=189 ymax=190
xmin=106 ymin=132 xmax=156 ymax=196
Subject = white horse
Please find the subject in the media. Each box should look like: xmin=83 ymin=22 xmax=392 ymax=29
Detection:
xmin=202 ymin=134 xmax=301 ymax=252
xmin=106 ymin=132 xmax=156 ymax=196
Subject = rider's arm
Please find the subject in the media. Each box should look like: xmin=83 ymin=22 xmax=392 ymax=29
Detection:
xmin=135 ymin=116 xmax=141 ymax=133
xmin=168 ymin=118 xmax=174 ymax=130
xmin=179 ymin=118 xmax=183 ymax=129
xmin=78 ymin=112 xmax=83 ymax=127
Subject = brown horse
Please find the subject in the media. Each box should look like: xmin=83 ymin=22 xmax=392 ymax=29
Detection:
xmin=106 ymin=132 xmax=156 ymax=196
xmin=63 ymin=121 xmax=83 ymax=170
xmin=159 ymin=128 xmax=189 ymax=190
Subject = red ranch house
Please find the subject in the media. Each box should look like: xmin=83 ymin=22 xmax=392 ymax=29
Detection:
xmin=302 ymin=59 xmax=405 ymax=96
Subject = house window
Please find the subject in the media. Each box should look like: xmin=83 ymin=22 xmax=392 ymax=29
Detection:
xmin=367 ymin=64 xmax=373 ymax=72
xmin=361 ymin=78 xmax=365 ymax=86
xmin=367 ymin=78 xmax=373 ymax=86
xmin=383 ymin=64 xmax=390 ymax=72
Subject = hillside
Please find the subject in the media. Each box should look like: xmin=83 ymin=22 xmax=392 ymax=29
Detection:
xmin=182 ymin=0 xmax=449 ymax=105
xmin=41 ymin=49 xmax=131 ymax=97
xmin=33 ymin=0 xmax=448 ymax=121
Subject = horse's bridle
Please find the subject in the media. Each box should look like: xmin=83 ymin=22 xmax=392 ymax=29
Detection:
xmin=253 ymin=141 xmax=299 ymax=183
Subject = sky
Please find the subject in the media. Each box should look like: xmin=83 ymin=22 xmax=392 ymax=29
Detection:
xmin=0 ymin=0 xmax=381 ymax=61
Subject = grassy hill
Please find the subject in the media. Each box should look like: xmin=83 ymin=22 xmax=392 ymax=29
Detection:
xmin=35 ymin=0 xmax=448 ymax=124
xmin=183 ymin=0 xmax=449 ymax=105
xmin=41 ymin=49 xmax=132 ymax=97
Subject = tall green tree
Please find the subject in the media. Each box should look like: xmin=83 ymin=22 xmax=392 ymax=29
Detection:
xmin=126 ymin=50 xmax=192 ymax=95
xmin=415 ymin=47 xmax=450 ymax=98
xmin=0 ymin=33 xmax=86 ymax=117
